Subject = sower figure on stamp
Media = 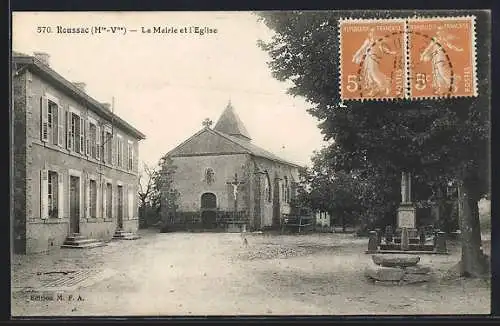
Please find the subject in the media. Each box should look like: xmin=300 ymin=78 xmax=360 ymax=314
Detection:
xmin=420 ymin=26 xmax=464 ymax=95
xmin=352 ymin=28 xmax=397 ymax=97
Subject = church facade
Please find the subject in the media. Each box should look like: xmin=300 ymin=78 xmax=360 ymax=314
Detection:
xmin=161 ymin=102 xmax=301 ymax=231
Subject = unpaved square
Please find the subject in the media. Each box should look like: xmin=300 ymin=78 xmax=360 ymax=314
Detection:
xmin=11 ymin=231 xmax=490 ymax=316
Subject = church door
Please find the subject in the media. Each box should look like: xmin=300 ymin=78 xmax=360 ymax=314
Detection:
xmin=201 ymin=193 xmax=217 ymax=228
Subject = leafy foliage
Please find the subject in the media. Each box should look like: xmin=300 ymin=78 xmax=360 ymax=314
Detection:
xmin=256 ymin=10 xmax=490 ymax=200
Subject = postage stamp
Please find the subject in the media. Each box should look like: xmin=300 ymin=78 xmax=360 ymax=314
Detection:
xmin=408 ymin=16 xmax=477 ymax=99
xmin=339 ymin=19 xmax=406 ymax=101
xmin=339 ymin=16 xmax=477 ymax=101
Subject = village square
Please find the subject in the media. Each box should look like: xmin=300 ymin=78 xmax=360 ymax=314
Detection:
xmin=11 ymin=10 xmax=491 ymax=316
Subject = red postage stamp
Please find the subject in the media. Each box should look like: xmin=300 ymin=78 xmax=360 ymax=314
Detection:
xmin=339 ymin=19 xmax=406 ymax=101
xmin=408 ymin=17 xmax=477 ymax=99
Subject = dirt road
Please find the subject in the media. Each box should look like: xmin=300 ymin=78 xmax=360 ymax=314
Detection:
xmin=11 ymin=231 xmax=490 ymax=316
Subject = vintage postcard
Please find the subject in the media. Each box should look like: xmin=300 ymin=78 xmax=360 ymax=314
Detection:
xmin=10 ymin=10 xmax=491 ymax=318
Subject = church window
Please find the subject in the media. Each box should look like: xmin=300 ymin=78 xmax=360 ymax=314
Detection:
xmin=264 ymin=172 xmax=271 ymax=202
xmin=284 ymin=176 xmax=289 ymax=203
xmin=205 ymin=168 xmax=215 ymax=185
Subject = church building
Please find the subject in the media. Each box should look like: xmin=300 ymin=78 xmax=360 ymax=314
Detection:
xmin=161 ymin=102 xmax=302 ymax=231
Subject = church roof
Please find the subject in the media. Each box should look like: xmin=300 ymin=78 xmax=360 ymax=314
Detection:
xmin=166 ymin=127 xmax=301 ymax=168
xmin=213 ymin=101 xmax=251 ymax=141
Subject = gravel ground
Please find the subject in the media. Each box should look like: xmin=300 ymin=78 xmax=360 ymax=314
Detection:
xmin=11 ymin=230 xmax=491 ymax=316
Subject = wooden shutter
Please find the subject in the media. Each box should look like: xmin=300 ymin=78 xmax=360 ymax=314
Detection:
xmin=101 ymin=180 xmax=107 ymax=219
xmin=96 ymin=125 xmax=101 ymax=160
xmin=85 ymin=174 xmax=90 ymax=218
xmin=79 ymin=117 xmax=85 ymax=154
xmin=58 ymin=172 xmax=64 ymax=218
xmin=66 ymin=111 xmax=73 ymax=150
xmin=113 ymin=137 xmax=117 ymax=166
xmin=112 ymin=184 xmax=116 ymax=219
xmin=95 ymin=180 xmax=103 ymax=217
xmin=128 ymin=185 xmax=134 ymax=219
xmin=40 ymin=169 xmax=48 ymax=219
xmin=85 ymin=120 xmax=90 ymax=156
xmin=57 ymin=106 xmax=64 ymax=147
xmin=41 ymin=96 xmax=49 ymax=142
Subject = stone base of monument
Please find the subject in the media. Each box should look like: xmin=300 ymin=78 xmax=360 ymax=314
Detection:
xmin=365 ymin=255 xmax=433 ymax=285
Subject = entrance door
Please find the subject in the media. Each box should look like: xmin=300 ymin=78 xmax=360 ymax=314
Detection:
xmin=69 ymin=176 xmax=80 ymax=234
xmin=201 ymin=193 xmax=217 ymax=228
xmin=117 ymin=185 xmax=123 ymax=229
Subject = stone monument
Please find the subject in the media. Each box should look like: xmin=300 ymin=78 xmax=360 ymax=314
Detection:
xmin=397 ymin=172 xmax=416 ymax=230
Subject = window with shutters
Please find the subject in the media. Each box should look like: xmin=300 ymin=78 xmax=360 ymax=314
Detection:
xmin=89 ymin=179 xmax=97 ymax=218
xmin=89 ymin=123 xmax=97 ymax=159
xmin=103 ymin=131 xmax=113 ymax=164
xmin=70 ymin=113 xmax=81 ymax=153
xmin=127 ymin=142 xmax=134 ymax=171
xmin=117 ymin=137 xmax=123 ymax=167
xmin=47 ymin=101 xmax=59 ymax=145
xmin=48 ymin=171 xmax=58 ymax=218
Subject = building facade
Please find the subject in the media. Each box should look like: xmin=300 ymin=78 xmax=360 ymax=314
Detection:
xmin=12 ymin=52 xmax=146 ymax=254
xmin=161 ymin=102 xmax=301 ymax=231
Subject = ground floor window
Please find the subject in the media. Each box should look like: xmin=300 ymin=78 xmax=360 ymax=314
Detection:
xmin=48 ymin=171 xmax=58 ymax=218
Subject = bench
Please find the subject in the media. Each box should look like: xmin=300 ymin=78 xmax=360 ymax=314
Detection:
xmin=282 ymin=216 xmax=314 ymax=234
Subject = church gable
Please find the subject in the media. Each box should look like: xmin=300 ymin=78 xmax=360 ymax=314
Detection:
xmin=168 ymin=129 xmax=250 ymax=157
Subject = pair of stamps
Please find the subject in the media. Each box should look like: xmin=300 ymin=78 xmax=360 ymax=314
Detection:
xmin=339 ymin=16 xmax=477 ymax=101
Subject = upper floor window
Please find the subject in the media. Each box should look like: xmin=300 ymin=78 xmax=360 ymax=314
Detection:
xmin=103 ymin=130 xmax=113 ymax=164
xmin=116 ymin=136 xmax=124 ymax=168
xmin=41 ymin=95 xmax=64 ymax=147
xmin=127 ymin=141 xmax=134 ymax=171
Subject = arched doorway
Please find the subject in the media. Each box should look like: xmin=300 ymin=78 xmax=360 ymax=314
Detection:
xmin=201 ymin=193 xmax=217 ymax=228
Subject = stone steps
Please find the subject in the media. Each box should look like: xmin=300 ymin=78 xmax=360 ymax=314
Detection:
xmin=61 ymin=234 xmax=106 ymax=249
xmin=112 ymin=230 xmax=140 ymax=240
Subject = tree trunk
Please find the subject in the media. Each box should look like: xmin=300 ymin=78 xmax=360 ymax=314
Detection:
xmin=457 ymin=181 xmax=489 ymax=277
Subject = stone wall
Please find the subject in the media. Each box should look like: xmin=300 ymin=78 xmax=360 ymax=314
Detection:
xmin=12 ymin=69 xmax=28 ymax=254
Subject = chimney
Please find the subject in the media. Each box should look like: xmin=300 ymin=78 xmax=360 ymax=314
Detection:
xmin=33 ymin=52 xmax=50 ymax=66
xmin=101 ymin=102 xmax=111 ymax=110
xmin=72 ymin=82 xmax=87 ymax=92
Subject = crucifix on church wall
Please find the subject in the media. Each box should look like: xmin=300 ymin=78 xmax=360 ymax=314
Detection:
xmin=226 ymin=173 xmax=245 ymax=219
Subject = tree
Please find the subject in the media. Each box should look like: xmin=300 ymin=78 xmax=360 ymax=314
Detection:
xmin=158 ymin=156 xmax=180 ymax=231
xmin=138 ymin=163 xmax=162 ymax=227
xmin=257 ymin=10 xmax=490 ymax=277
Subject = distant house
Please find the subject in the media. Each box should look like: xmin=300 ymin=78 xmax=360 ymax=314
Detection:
xmin=12 ymin=51 xmax=146 ymax=254
xmin=315 ymin=211 xmax=331 ymax=228
xmin=161 ymin=102 xmax=302 ymax=231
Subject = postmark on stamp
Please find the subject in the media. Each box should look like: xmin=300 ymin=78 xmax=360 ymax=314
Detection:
xmin=339 ymin=19 xmax=406 ymax=101
xmin=339 ymin=16 xmax=477 ymax=101
xmin=408 ymin=16 xmax=477 ymax=99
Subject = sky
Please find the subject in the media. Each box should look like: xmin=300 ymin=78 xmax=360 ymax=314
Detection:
xmin=12 ymin=11 xmax=327 ymax=171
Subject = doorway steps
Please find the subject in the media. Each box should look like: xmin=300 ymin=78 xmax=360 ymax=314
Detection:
xmin=61 ymin=233 xmax=107 ymax=249
xmin=112 ymin=229 xmax=140 ymax=240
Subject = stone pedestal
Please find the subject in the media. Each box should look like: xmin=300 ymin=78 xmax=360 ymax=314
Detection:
xmin=435 ymin=231 xmax=447 ymax=253
xmin=401 ymin=227 xmax=410 ymax=251
xmin=397 ymin=204 xmax=416 ymax=229
xmin=367 ymin=231 xmax=378 ymax=253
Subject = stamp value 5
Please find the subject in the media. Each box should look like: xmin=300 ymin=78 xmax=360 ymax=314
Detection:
xmin=340 ymin=19 xmax=406 ymax=101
